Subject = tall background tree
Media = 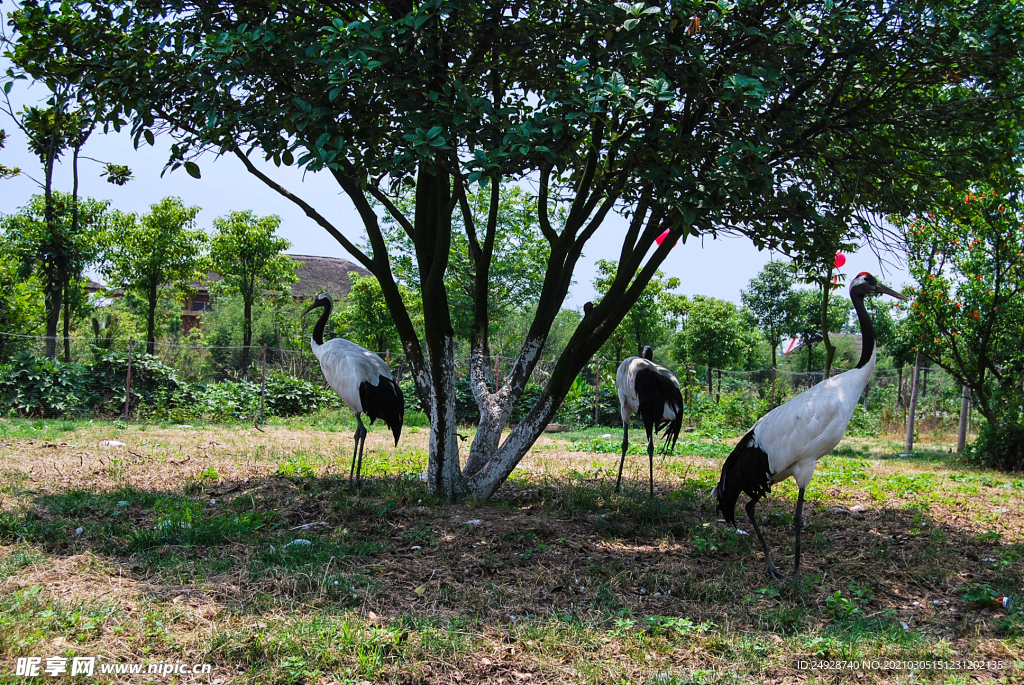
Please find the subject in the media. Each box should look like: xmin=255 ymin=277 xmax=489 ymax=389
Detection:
xmin=2 ymin=192 xmax=107 ymax=358
xmin=208 ymin=210 xmax=296 ymax=377
xmin=593 ymin=259 xmax=687 ymax=363
xmin=897 ymin=183 xmax=1024 ymax=469
xmin=102 ymin=197 xmax=207 ymax=354
xmin=338 ymin=273 xmax=420 ymax=360
xmin=12 ymin=0 xmax=1024 ymax=499
xmin=741 ymin=260 xmax=799 ymax=405
xmin=674 ymin=296 xmax=751 ymax=394
xmin=790 ymin=289 xmax=854 ymax=373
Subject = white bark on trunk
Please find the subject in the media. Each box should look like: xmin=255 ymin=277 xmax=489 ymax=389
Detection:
xmin=425 ymin=335 xmax=466 ymax=500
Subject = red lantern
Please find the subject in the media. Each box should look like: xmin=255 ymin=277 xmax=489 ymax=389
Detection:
xmin=656 ymin=229 xmax=677 ymax=248
xmin=834 ymin=252 xmax=846 ymax=268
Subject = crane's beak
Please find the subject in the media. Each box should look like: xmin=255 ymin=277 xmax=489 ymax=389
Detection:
xmin=875 ymin=283 xmax=908 ymax=301
xmin=301 ymin=300 xmax=323 ymax=318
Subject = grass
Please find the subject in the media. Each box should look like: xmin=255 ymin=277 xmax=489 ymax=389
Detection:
xmin=0 ymin=418 xmax=1022 ymax=683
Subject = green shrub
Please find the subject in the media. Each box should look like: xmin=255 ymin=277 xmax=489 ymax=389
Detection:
xmin=967 ymin=412 xmax=1024 ymax=471
xmin=0 ymin=353 xmax=91 ymax=417
xmin=263 ymin=372 xmax=336 ymax=416
xmin=89 ymin=351 xmax=181 ymax=413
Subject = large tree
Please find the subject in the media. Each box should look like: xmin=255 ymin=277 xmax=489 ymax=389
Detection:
xmin=741 ymin=261 xmax=798 ymax=371
xmin=102 ymin=197 xmax=208 ymax=354
xmin=674 ymin=295 xmax=750 ymax=394
xmin=897 ymin=183 xmax=1024 ymax=465
xmin=12 ymin=0 xmax=1024 ymax=500
xmin=209 ymin=210 xmax=297 ymax=377
xmin=2 ymin=192 xmax=107 ymax=356
xmin=593 ymin=258 xmax=687 ymax=362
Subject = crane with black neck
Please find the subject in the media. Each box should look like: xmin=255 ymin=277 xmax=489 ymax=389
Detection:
xmin=302 ymin=292 xmax=404 ymax=485
xmin=713 ymin=272 xmax=906 ymax=580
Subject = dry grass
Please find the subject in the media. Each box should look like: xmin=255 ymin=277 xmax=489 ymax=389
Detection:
xmin=1 ymin=416 xmax=1022 ymax=684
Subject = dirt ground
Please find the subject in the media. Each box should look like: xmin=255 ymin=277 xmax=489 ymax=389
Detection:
xmin=1 ymin=418 xmax=1022 ymax=684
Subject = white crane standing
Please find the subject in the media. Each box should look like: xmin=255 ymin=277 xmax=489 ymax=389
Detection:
xmin=302 ymin=292 xmax=404 ymax=485
xmin=713 ymin=272 xmax=906 ymax=580
xmin=616 ymin=345 xmax=685 ymax=496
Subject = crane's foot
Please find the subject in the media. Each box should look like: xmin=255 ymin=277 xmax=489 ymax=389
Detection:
xmin=765 ymin=563 xmax=787 ymax=581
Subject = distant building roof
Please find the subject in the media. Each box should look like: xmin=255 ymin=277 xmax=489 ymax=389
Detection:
xmin=289 ymin=254 xmax=371 ymax=298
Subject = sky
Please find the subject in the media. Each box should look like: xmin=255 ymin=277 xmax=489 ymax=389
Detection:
xmin=1 ymin=77 xmax=910 ymax=309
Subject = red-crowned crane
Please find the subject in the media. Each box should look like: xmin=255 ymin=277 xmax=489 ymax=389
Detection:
xmin=302 ymin=292 xmax=404 ymax=485
xmin=713 ymin=273 xmax=906 ymax=580
xmin=616 ymin=345 xmax=685 ymax=496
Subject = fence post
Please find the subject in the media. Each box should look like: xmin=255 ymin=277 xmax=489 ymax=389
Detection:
xmin=260 ymin=343 xmax=268 ymax=422
xmin=770 ymin=366 xmax=777 ymax=410
xmin=495 ymin=355 xmax=501 ymax=391
xmin=956 ymin=385 xmax=970 ymax=454
xmin=594 ymin=358 xmax=601 ymax=426
xmin=716 ymin=368 xmax=722 ymax=405
xmin=904 ymin=351 xmax=922 ymax=453
xmin=123 ymin=337 xmax=134 ymax=422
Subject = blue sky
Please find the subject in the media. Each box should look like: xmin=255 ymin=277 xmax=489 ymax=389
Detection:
xmin=1 ymin=78 xmax=909 ymax=308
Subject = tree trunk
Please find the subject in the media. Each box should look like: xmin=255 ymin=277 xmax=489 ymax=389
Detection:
xmin=42 ymin=128 xmax=59 ymax=360
xmin=240 ymin=292 xmax=253 ymax=379
xmin=415 ymin=164 xmax=466 ymax=501
xmin=63 ymin=285 xmax=71 ymax=362
xmin=64 ymin=142 xmax=81 ymax=364
xmin=44 ymin=273 xmax=62 ymax=361
xmin=905 ymin=351 xmax=922 ymax=453
xmin=821 ymin=279 xmax=836 ymax=377
xmin=146 ymin=282 xmax=158 ymax=355
xmin=465 ymin=224 xmax=682 ymax=499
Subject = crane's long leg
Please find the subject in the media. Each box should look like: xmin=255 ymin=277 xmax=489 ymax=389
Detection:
xmin=645 ymin=421 xmax=655 ymax=498
xmin=354 ymin=415 xmax=368 ymax=485
xmin=349 ymin=414 xmax=360 ymax=483
xmin=793 ymin=487 xmax=806 ymax=578
xmin=746 ymin=498 xmax=785 ymax=581
xmin=616 ymin=421 xmax=629 ymax=493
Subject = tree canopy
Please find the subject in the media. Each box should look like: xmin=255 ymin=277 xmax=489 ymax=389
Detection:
xmin=898 ymin=184 xmax=1024 ymax=427
xmin=593 ymin=258 xmax=687 ymax=363
xmin=675 ymin=295 xmax=754 ymax=393
xmin=102 ymin=197 xmax=207 ymax=354
xmin=741 ymin=261 xmax=798 ymax=370
xmin=10 ymin=0 xmax=1024 ymax=500
xmin=209 ymin=210 xmax=296 ymax=376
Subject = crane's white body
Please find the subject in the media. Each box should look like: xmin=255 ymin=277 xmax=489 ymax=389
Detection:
xmin=616 ymin=356 xmax=681 ymax=424
xmin=311 ymin=337 xmax=393 ymax=414
xmin=753 ymin=347 xmax=876 ymax=489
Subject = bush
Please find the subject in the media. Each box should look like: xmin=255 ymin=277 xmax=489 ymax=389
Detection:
xmin=0 ymin=353 xmax=90 ymax=417
xmin=263 ymin=373 xmax=338 ymax=416
xmin=967 ymin=412 xmax=1024 ymax=471
xmin=89 ymin=352 xmax=181 ymax=413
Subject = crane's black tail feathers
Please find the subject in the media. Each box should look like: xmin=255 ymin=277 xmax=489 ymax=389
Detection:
xmin=634 ymin=367 xmax=685 ymax=451
xmin=713 ymin=429 xmax=772 ymax=526
xmin=359 ymin=376 xmax=405 ymax=445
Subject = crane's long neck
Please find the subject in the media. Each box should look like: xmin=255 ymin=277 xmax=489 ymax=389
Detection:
xmin=311 ymin=299 xmax=332 ymax=347
xmin=851 ymin=292 xmax=875 ymax=369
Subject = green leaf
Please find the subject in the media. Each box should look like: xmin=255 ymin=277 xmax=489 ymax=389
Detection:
xmin=282 ymin=149 xmax=294 ymax=166
xmin=184 ymin=161 xmax=201 ymax=179
xmin=143 ymin=129 xmax=155 ymax=146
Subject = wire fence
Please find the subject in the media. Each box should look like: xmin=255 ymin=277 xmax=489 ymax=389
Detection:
xmin=0 ymin=332 xmax=972 ymax=437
